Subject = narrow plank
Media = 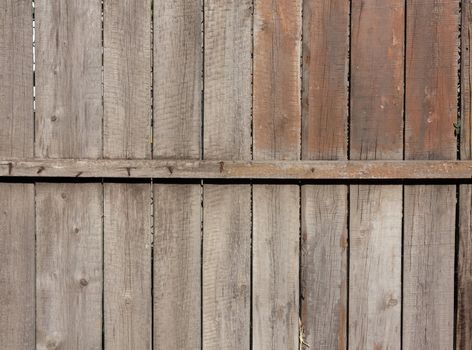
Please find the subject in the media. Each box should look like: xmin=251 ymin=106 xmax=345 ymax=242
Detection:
xmin=36 ymin=183 xmax=102 ymax=349
xmin=253 ymin=0 xmax=301 ymax=160
xmin=300 ymin=185 xmax=347 ymax=350
xmin=154 ymin=184 xmax=201 ymax=349
xmin=35 ymin=0 xmax=102 ymax=158
xmin=104 ymin=183 xmax=152 ymax=349
xmin=204 ymin=0 xmax=252 ymax=159
xmin=103 ymin=0 xmax=151 ymax=159
xmin=458 ymin=1 xmax=472 ymax=347
xmin=300 ymin=1 xmax=349 ymax=348
xmin=203 ymin=184 xmax=251 ymax=349
xmin=0 ymin=183 xmax=35 ymax=349
xmin=0 ymin=0 xmax=33 ymax=157
xmin=154 ymin=0 xmax=202 ymax=159
xmin=253 ymin=185 xmax=300 ymax=350
xmin=203 ymin=0 xmax=252 ymax=348
xmin=404 ymin=0 xmax=459 ymax=348
xmin=349 ymin=0 xmax=404 ymax=348
xmin=349 ymin=185 xmax=402 ymax=349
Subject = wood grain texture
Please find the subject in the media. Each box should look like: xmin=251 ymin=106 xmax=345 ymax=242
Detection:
xmin=104 ymin=183 xmax=152 ymax=350
xmin=203 ymin=184 xmax=251 ymax=350
xmin=253 ymin=0 xmax=302 ymax=160
xmin=349 ymin=185 xmax=402 ymax=349
xmin=301 ymin=0 xmax=349 ymax=160
xmin=204 ymin=0 xmax=252 ymax=160
xmin=35 ymin=0 xmax=102 ymax=158
xmin=36 ymin=183 xmax=102 ymax=350
xmin=300 ymin=185 xmax=347 ymax=350
xmin=0 ymin=0 xmax=33 ymax=157
xmin=458 ymin=1 xmax=472 ymax=348
xmin=253 ymin=185 xmax=300 ymax=350
xmin=403 ymin=185 xmax=456 ymax=350
xmin=154 ymin=0 xmax=202 ymax=159
xmin=154 ymin=184 xmax=202 ymax=349
xmin=103 ymin=0 xmax=151 ymax=159
xmin=0 ymin=183 xmax=35 ymax=349
xmin=404 ymin=1 xmax=459 ymax=348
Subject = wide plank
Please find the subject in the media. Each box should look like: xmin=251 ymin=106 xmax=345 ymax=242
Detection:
xmin=36 ymin=183 xmax=102 ymax=349
xmin=104 ymin=183 xmax=152 ymax=349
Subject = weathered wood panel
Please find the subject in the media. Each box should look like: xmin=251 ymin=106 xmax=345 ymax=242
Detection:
xmin=203 ymin=184 xmax=251 ymax=350
xmin=0 ymin=183 xmax=35 ymax=349
xmin=35 ymin=0 xmax=102 ymax=158
xmin=300 ymin=1 xmax=348 ymax=348
xmin=458 ymin=1 xmax=472 ymax=347
xmin=300 ymin=185 xmax=347 ymax=350
xmin=0 ymin=0 xmax=33 ymax=158
xmin=103 ymin=0 xmax=151 ymax=159
xmin=154 ymin=0 xmax=202 ymax=159
xmin=349 ymin=0 xmax=404 ymax=348
xmin=404 ymin=0 xmax=459 ymax=348
xmin=36 ymin=183 xmax=102 ymax=349
xmin=104 ymin=183 xmax=152 ymax=349
xmin=154 ymin=184 xmax=202 ymax=349
xmin=253 ymin=185 xmax=300 ymax=350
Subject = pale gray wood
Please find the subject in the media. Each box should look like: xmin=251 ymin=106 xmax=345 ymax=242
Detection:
xmin=0 ymin=0 xmax=33 ymax=157
xmin=0 ymin=183 xmax=35 ymax=349
xmin=35 ymin=0 xmax=102 ymax=158
xmin=154 ymin=0 xmax=202 ymax=159
xmin=349 ymin=185 xmax=402 ymax=349
xmin=36 ymin=183 xmax=102 ymax=349
xmin=253 ymin=185 xmax=300 ymax=350
xmin=300 ymin=185 xmax=347 ymax=350
xmin=103 ymin=0 xmax=151 ymax=159
xmin=203 ymin=184 xmax=251 ymax=350
xmin=403 ymin=185 xmax=456 ymax=350
xmin=203 ymin=0 xmax=252 ymax=160
xmin=5 ymin=159 xmax=472 ymax=179
xmin=104 ymin=183 xmax=152 ymax=349
xmin=154 ymin=184 xmax=202 ymax=349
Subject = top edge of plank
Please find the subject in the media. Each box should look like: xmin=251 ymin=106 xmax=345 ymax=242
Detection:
xmin=1 ymin=159 xmax=472 ymax=180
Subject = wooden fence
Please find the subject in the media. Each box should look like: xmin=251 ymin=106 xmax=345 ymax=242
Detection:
xmin=1 ymin=0 xmax=471 ymax=349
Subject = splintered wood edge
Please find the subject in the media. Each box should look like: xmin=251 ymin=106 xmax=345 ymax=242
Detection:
xmin=1 ymin=159 xmax=472 ymax=180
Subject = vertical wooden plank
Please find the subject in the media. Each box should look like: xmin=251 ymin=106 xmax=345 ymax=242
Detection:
xmin=203 ymin=185 xmax=251 ymax=349
xmin=203 ymin=0 xmax=252 ymax=349
xmin=36 ymin=183 xmax=102 ymax=349
xmin=204 ymin=0 xmax=252 ymax=159
xmin=35 ymin=0 xmax=102 ymax=158
xmin=154 ymin=184 xmax=201 ymax=349
xmin=104 ymin=183 xmax=152 ymax=349
xmin=253 ymin=0 xmax=301 ymax=348
xmin=349 ymin=1 xmax=404 ymax=349
xmin=300 ymin=1 xmax=349 ymax=348
xmin=103 ymin=0 xmax=151 ymax=159
xmin=154 ymin=0 xmax=202 ymax=159
xmin=404 ymin=0 xmax=459 ymax=348
xmin=0 ymin=184 xmax=35 ymax=349
xmin=0 ymin=0 xmax=33 ymax=157
xmin=458 ymin=1 xmax=472 ymax=348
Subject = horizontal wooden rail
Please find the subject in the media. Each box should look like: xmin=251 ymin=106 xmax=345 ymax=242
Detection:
xmin=1 ymin=159 xmax=472 ymax=180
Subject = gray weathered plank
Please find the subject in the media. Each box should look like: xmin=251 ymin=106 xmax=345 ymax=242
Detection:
xmin=103 ymin=0 xmax=151 ymax=159
xmin=0 ymin=0 xmax=33 ymax=158
xmin=104 ymin=183 xmax=152 ymax=349
xmin=203 ymin=184 xmax=251 ymax=350
xmin=154 ymin=0 xmax=202 ymax=159
xmin=154 ymin=184 xmax=202 ymax=349
xmin=253 ymin=185 xmax=300 ymax=350
xmin=36 ymin=183 xmax=102 ymax=349
xmin=300 ymin=185 xmax=347 ymax=350
xmin=0 ymin=183 xmax=35 ymax=349
xmin=35 ymin=0 xmax=102 ymax=158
